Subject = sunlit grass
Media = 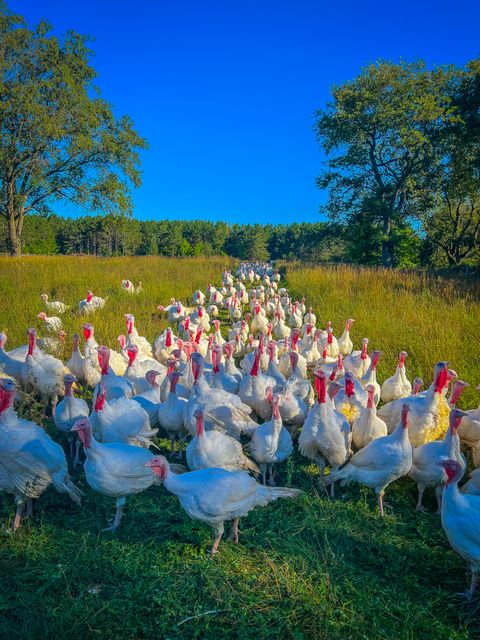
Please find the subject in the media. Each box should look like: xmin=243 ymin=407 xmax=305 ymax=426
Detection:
xmin=0 ymin=257 xmax=479 ymax=639
xmin=286 ymin=263 xmax=480 ymax=407
xmin=0 ymin=255 xmax=235 ymax=354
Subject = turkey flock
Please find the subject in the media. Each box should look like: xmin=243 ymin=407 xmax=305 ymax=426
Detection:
xmin=1 ymin=262 xmax=480 ymax=597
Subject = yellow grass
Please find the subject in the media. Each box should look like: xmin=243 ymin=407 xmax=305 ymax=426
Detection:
xmin=285 ymin=263 xmax=480 ymax=407
xmin=0 ymin=255 xmax=236 ymax=355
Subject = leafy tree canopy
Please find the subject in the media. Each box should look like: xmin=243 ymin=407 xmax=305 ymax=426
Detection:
xmin=0 ymin=5 xmax=147 ymax=254
xmin=315 ymin=60 xmax=460 ymax=267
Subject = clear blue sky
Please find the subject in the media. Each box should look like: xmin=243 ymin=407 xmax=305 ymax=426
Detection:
xmin=9 ymin=0 xmax=480 ymax=225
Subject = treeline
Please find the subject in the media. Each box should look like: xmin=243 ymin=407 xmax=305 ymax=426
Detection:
xmin=0 ymin=214 xmax=345 ymax=262
xmin=2 ymin=213 xmax=475 ymax=268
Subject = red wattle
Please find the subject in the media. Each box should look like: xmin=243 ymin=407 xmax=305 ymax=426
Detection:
xmin=315 ymin=375 xmax=326 ymax=403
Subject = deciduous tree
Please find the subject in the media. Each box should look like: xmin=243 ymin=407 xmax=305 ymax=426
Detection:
xmin=315 ymin=61 xmax=456 ymax=267
xmin=0 ymin=7 xmax=146 ymax=255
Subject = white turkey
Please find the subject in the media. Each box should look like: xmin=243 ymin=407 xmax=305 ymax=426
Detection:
xmin=54 ymin=374 xmax=90 ymax=465
xmin=380 ymin=351 xmax=412 ymax=403
xmin=185 ymin=353 xmax=259 ymax=440
xmin=298 ymin=371 xmax=351 ymax=495
xmin=239 ymin=349 xmax=278 ymax=420
xmin=94 ymin=346 xmax=135 ymax=401
xmin=21 ymin=328 xmax=67 ymax=415
xmin=157 ymin=371 xmax=189 ymax=454
xmin=408 ymin=408 xmax=466 ymax=513
xmin=66 ymin=333 xmax=101 ymax=387
xmin=360 ymin=350 xmax=381 ymax=404
xmin=145 ymin=455 xmax=302 ymax=554
xmin=351 ymin=384 xmax=388 ymax=450
xmin=72 ymin=417 xmax=160 ymax=531
xmin=303 ymin=307 xmax=316 ymax=326
xmin=132 ymin=370 xmax=162 ymax=427
xmin=333 ymin=371 xmax=368 ymax=426
xmin=186 ymin=410 xmax=259 ymax=474
xmin=324 ymin=404 xmax=413 ymax=515
xmin=121 ymin=279 xmax=141 ymax=294
xmin=440 ymin=459 xmax=480 ymax=598
xmin=37 ymin=312 xmax=63 ymax=333
xmin=249 ymin=393 xmax=293 ymax=485
xmin=125 ymin=314 xmax=153 ymax=359
xmin=154 ymin=327 xmax=178 ymax=364
xmin=0 ymin=378 xmax=81 ymax=530
xmin=90 ymin=383 xmax=156 ymax=447
xmin=0 ymin=332 xmax=32 ymax=379
xmin=40 ymin=293 xmax=69 ymax=314
xmin=265 ymin=341 xmax=286 ymax=388
xmin=277 ymin=331 xmax=307 ymax=379
xmin=123 ymin=344 xmax=165 ymax=394
xmin=377 ymin=362 xmax=451 ymax=446
xmin=344 ymin=337 xmax=371 ymax=379
xmin=208 ymin=345 xmax=240 ymax=395
xmin=79 ymin=290 xmax=106 ymax=314
xmin=337 ymin=319 xmax=354 ymax=356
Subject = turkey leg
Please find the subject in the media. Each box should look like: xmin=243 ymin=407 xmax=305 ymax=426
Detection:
xmin=459 ymin=570 xmax=478 ymax=599
xmin=377 ymin=490 xmax=385 ymax=517
xmin=434 ymin=485 xmax=443 ymax=513
xmin=211 ymin=524 xmax=225 ymax=555
xmin=102 ymin=497 xmax=126 ymax=532
xmin=415 ymin=484 xmax=427 ymax=513
xmin=231 ymin=518 xmax=240 ymax=543
xmin=73 ymin=438 xmax=82 ymax=468
xmin=13 ymin=500 xmax=25 ymax=531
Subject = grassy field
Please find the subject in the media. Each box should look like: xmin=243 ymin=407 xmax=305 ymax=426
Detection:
xmin=1 ymin=257 xmax=480 ymax=640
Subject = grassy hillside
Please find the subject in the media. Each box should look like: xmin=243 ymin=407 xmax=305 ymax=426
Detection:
xmin=0 ymin=257 xmax=479 ymax=640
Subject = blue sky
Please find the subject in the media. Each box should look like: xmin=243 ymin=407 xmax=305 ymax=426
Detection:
xmin=9 ymin=0 xmax=480 ymax=225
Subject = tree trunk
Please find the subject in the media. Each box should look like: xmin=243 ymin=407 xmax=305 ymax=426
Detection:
xmin=7 ymin=209 xmax=22 ymax=256
xmin=381 ymin=214 xmax=393 ymax=268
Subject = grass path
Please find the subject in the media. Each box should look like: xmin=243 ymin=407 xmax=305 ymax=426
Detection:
xmin=0 ymin=258 xmax=479 ymax=639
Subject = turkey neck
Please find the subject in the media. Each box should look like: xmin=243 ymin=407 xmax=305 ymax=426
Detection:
xmin=94 ymin=398 xmax=113 ymax=423
xmin=161 ymin=468 xmax=186 ymax=496
xmin=441 ymin=425 xmax=461 ymax=460
xmin=390 ymin=419 xmax=411 ymax=445
xmin=442 ymin=477 xmax=468 ymax=515
xmin=270 ymin=403 xmax=283 ymax=442
xmin=399 ymin=367 xmax=409 ymax=385
xmin=194 ymin=373 xmax=210 ymax=395
xmin=83 ymin=434 xmax=102 ymax=459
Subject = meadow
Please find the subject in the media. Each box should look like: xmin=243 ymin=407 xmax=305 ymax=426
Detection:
xmin=0 ymin=256 xmax=480 ymax=640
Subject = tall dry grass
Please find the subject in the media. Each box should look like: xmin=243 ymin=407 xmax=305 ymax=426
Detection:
xmin=0 ymin=255 xmax=235 ymax=354
xmin=286 ymin=263 xmax=480 ymax=406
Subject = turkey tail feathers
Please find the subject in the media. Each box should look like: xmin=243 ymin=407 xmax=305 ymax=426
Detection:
xmin=52 ymin=473 xmax=82 ymax=505
xmin=266 ymin=486 xmax=303 ymax=500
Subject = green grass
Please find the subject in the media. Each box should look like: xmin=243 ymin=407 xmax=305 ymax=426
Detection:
xmin=1 ymin=257 xmax=480 ymax=639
